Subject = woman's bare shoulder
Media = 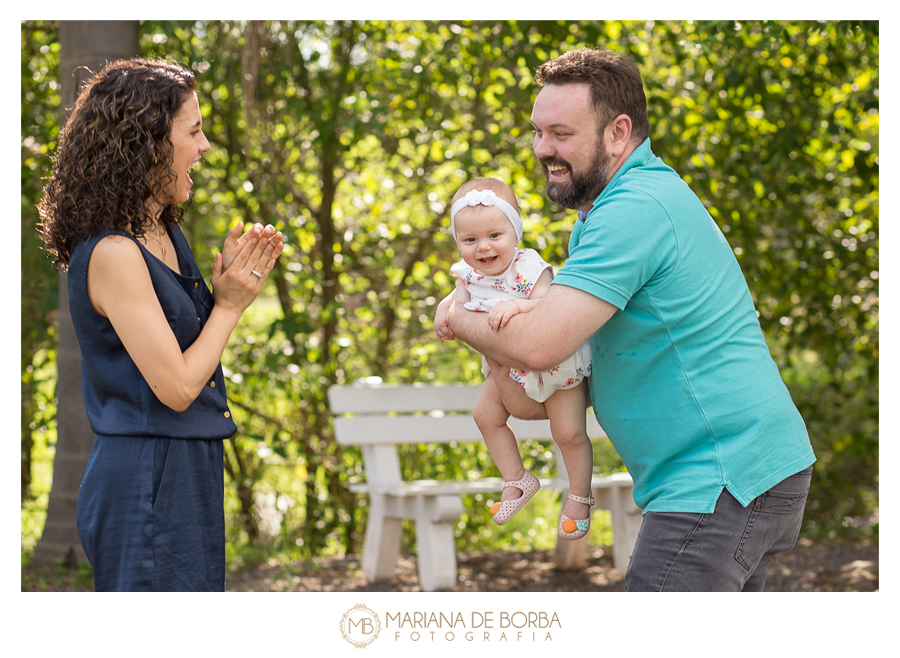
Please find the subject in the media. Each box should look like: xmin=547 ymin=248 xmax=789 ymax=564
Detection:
xmin=90 ymin=233 xmax=144 ymax=268
xmin=87 ymin=234 xmax=153 ymax=300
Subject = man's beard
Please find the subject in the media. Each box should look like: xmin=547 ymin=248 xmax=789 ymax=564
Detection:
xmin=542 ymin=138 xmax=611 ymax=210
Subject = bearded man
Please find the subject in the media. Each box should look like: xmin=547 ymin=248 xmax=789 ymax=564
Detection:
xmin=446 ymin=48 xmax=816 ymax=591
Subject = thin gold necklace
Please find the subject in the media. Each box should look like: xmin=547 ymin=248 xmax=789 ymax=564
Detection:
xmin=145 ymin=226 xmax=168 ymax=258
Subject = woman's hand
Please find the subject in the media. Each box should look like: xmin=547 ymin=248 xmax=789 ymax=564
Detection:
xmin=210 ymin=229 xmax=279 ymax=316
xmin=222 ymin=222 xmax=284 ymax=272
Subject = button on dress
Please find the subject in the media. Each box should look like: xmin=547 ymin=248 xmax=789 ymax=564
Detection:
xmin=68 ymin=225 xmax=237 ymax=591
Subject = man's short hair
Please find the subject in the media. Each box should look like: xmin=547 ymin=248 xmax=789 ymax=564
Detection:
xmin=535 ymin=48 xmax=650 ymax=143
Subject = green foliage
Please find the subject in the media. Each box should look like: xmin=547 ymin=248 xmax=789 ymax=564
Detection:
xmin=21 ymin=20 xmax=878 ymax=564
xmin=21 ymin=22 xmax=61 ymax=505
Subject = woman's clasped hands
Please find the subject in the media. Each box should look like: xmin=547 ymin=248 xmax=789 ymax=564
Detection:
xmin=211 ymin=221 xmax=285 ymax=315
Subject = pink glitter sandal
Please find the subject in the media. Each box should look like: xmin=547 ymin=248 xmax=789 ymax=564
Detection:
xmin=558 ymin=492 xmax=594 ymax=540
xmin=489 ymin=470 xmax=541 ymax=525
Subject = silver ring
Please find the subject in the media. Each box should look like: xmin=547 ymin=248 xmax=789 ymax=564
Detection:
xmin=251 ymin=269 xmax=262 ymax=278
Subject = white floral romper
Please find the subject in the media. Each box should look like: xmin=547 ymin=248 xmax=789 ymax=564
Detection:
xmin=450 ymin=248 xmax=592 ymax=403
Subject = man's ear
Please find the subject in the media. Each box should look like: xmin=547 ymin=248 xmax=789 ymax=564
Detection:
xmin=605 ymin=114 xmax=633 ymax=157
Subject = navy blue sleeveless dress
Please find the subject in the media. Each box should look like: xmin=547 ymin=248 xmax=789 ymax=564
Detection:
xmin=68 ymin=225 xmax=237 ymax=591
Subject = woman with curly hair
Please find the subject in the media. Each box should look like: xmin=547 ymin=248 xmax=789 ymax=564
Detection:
xmin=37 ymin=58 xmax=284 ymax=591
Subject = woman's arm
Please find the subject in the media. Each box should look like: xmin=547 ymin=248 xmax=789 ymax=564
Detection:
xmin=88 ymin=233 xmax=277 ymax=412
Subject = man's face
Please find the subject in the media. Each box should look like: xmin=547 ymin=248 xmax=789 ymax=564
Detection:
xmin=531 ymin=83 xmax=611 ymax=212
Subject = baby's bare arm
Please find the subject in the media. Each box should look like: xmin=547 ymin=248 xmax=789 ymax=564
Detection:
xmin=526 ymin=269 xmax=553 ymax=300
xmin=487 ymin=270 xmax=553 ymax=330
xmin=435 ymin=279 xmax=471 ymax=341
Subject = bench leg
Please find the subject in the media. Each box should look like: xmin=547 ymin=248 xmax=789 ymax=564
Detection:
xmin=414 ymin=496 xmax=462 ymax=591
xmin=608 ymin=485 xmax=643 ymax=573
xmin=361 ymin=494 xmax=403 ymax=583
xmin=555 ymin=535 xmax=590 ymax=569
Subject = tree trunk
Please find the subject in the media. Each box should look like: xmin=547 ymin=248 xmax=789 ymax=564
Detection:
xmin=32 ymin=21 xmax=139 ymax=565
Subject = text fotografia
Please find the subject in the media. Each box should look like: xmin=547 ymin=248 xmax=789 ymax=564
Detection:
xmin=387 ymin=611 xmax=561 ymax=642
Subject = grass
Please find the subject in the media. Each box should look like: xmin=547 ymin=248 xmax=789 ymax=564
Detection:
xmin=21 ymin=559 xmax=95 ymax=592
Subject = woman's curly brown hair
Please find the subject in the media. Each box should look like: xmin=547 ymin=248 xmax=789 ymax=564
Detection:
xmin=37 ymin=58 xmax=197 ymax=272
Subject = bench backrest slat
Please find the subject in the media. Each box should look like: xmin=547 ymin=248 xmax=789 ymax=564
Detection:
xmin=329 ymin=383 xmax=481 ymax=414
xmin=332 ymin=398 xmax=607 ymax=446
xmin=330 ymin=383 xmax=609 ymax=487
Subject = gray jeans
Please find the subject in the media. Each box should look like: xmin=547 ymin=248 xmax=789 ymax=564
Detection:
xmin=625 ymin=465 xmax=813 ymax=591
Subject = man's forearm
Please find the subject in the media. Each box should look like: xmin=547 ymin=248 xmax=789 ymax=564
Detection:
xmin=447 ymin=284 xmax=617 ymax=371
xmin=447 ymin=300 xmax=533 ymax=369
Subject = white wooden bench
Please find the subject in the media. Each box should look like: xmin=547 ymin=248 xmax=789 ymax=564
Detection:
xmin=329 ymin=381 xmax=643 ymax=592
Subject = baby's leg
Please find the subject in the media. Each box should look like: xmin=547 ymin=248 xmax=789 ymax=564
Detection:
xmin=474 ymin=375 xmax=525 ymax=502
xmin=484 ymin=356 xmax=548 ymax=422
xmin=544 ymin=382 xmax=593 ymax=521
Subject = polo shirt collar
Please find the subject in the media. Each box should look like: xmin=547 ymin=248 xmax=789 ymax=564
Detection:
xmin=588 ymin=137 xmax=653 ymax=213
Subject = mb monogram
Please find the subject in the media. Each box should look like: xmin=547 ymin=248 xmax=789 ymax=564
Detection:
xmin=340 ymin=604 xmax=382 ymax=648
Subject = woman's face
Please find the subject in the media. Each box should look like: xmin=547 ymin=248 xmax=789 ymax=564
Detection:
xmin=159 ymin=92 xmax=210 ymax=205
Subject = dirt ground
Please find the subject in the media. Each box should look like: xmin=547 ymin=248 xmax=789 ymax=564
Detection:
xmin=22 ymin=538 xmax=877 ymax=592
xmin=224 ymin=538 xmax=879 ymax=592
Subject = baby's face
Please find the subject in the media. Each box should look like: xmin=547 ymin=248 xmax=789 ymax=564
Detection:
xmin=454 ymin=205 xmax=518 ymax=277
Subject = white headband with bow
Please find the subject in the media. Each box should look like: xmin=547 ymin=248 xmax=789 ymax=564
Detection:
xmin=450 ymin=189 xmax=523 ymax=244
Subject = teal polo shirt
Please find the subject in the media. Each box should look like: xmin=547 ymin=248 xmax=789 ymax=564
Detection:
xmin=554 ymin=138 xmax=815 ymax=514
